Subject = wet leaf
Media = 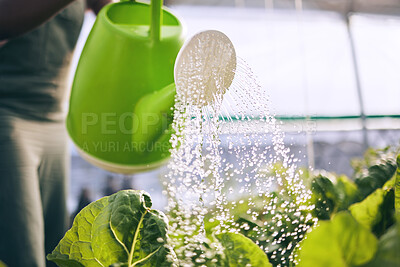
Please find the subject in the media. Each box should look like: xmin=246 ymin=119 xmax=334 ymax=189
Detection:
xmin=310 ymin=176 xmax=338 ymax=220
xmin=355 ymin=161 xmax=396 ymax=199
xmin=349 ymin=189 xmax=385 ymax=230
xmin=216 ymin=232 xmax=272 ymax=267
xmin=362 ymin=222 xmax=400 ymax=267
xmin=297 ymin=212 xmax=378 ymax=267
xmin=47 ymin=190 xmax=176 ymax=267
xmin=335 ymin=175 xmax=361 ymax=211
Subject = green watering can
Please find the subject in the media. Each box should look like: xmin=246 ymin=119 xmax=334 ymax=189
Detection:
xmin=67 ymin=0 xmax=184 ymax=173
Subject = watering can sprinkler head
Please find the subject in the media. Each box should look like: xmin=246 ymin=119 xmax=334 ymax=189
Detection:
xmin=133 ymin=30 xmax=237 ymax=146
xmin=174 ymin=30 xmax=237 ymax=108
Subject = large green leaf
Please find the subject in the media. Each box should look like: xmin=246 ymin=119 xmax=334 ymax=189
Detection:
xmin=349 ymin=189 xmax=385 ymax=230
xmin=310 ymin=176 xmax=338 ymax=220
xmin=297 ymin=212 xmax=378 ymax=267
xmin=216 ymin=232 xmax=272 ymax=267
xmin=354 ymin=158 xmax=396 ymax=199
xmin=362 ymin=221 xmax=400 ymax=267
xmin=47 ymin=190 xmax=176 ymax=267
xmin=335 ymin=175 xmax=361 ymax=211
xmin=349 ymin=186 xmax=395 ymax=238
xmin=373 ymin=188 xmax=395 ymax=237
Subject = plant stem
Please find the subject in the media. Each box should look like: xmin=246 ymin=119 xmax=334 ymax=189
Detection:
xmin=128 ymin=209 xmax=149 ymax=267
xmin=132 ymin=246 xmax=162 ymax=267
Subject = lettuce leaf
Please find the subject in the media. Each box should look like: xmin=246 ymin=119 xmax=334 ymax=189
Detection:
xmin=297 ymin=212 xmax=378 ymax=267
xmin=47 ymin=190 xmax=176 ymax=267
xmin=310 ymin=175 xmax=338 ymax=219
xmin=349 ymin=189 xmax=386 ymax=230
xmin=353 ymin=151 xmax=397 ymax=199
xmin=335 ymin=175 xmax=361 ymax=211
xmin=216 ymin=232 xmax=272 ymax=267
xmin=362 ymin=219 xmax=400 ymax=267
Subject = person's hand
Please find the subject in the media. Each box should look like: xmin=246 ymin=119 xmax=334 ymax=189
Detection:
xmin=86 ymin=0 xmax=113 ymax=14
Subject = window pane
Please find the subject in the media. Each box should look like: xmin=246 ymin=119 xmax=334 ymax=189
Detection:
xmin=174 ymin=6 xmax=360 ymax=117
xmin=351 ymin=14 xmax=400 ymax=116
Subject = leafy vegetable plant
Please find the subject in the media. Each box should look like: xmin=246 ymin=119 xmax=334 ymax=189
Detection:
xmin=227 ymin=147 xmax=399 ymax=266
xmin=295 ymin=148 xmax=400 ymax=267
xmin=48 ymin=190 xmax=272 ymax=267
xmin=47 ymin=190 xmax=177 ymax=267
xmin=48 ymin=147 xmax=400 ymax=267
xmin=297 ymin=212 xmax=378 ymax=267
xmin=215 ymin=232 xmax=271 ymax=267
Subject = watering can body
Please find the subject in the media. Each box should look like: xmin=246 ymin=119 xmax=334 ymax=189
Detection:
xmin=67 ymin=1 xmax=184 ymax=173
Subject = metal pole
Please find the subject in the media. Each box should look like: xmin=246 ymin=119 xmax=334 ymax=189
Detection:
xmin=294 ymin=0 xmax=315 ymax=170
xmin=346 ymin=0 xmax=369 ymax=150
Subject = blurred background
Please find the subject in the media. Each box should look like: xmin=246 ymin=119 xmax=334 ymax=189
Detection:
xmin=67 ymin=0 xmax=400 ymax=216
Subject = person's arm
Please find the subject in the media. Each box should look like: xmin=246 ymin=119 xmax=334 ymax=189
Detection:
xmin=0 ymin=0 xmax=112 ymax=41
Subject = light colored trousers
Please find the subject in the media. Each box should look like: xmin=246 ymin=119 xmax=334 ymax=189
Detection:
xmin=0 ymin=107 xmax=69 ymax=267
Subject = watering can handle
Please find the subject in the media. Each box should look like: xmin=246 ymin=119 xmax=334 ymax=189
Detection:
xmin=119 ymin=0 xmax=162 ymax=41
xmin=151 ymin=0 xmax=163 ymax=42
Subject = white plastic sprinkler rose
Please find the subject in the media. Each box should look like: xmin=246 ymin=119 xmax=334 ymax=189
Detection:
xmin=174 ymin=30 xmax=237 ymax=107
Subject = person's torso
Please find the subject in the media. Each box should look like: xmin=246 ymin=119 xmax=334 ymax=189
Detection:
xmin=0 ymin=0 xmax=85 ymax=121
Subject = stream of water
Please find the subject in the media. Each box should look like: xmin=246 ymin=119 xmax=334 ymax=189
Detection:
xmin=164 ymin=53 xmax=316 ymax=266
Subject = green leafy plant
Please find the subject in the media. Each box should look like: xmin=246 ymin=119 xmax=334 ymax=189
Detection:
xmin=307 ymin=147 xmax=397 ymax=224
xmin=48 ymin=147 xmax=400 ymax=267
xmin=211 ymin=232 xmax=271 ymax=267
xmin=48 ymin=190 xmax=272 ymax=267
xmin=297 ymin=212 xmax=378 ymax=267
xmin=295 ymin=147 xmax=400 ymax=267
xmin=230 ymin=147 xmax=399 ymax=266
xmin=217 ymin=163 xmax=315 ymax=267
xmin=47 ymin=190 xmax=177 ymax=267
xmin=309 ymin=174 xmax=362 ymax=219
xmin=349 ymin=186 xmax=395 ymax=237
xmin=352 ymin=147 xmax=397 ymax=199
xmin=362 ymin=218 xmax=400 ymax=267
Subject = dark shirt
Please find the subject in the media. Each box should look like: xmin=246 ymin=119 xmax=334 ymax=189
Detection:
xmin=0 ymin=0 xmax=85 ymax=121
